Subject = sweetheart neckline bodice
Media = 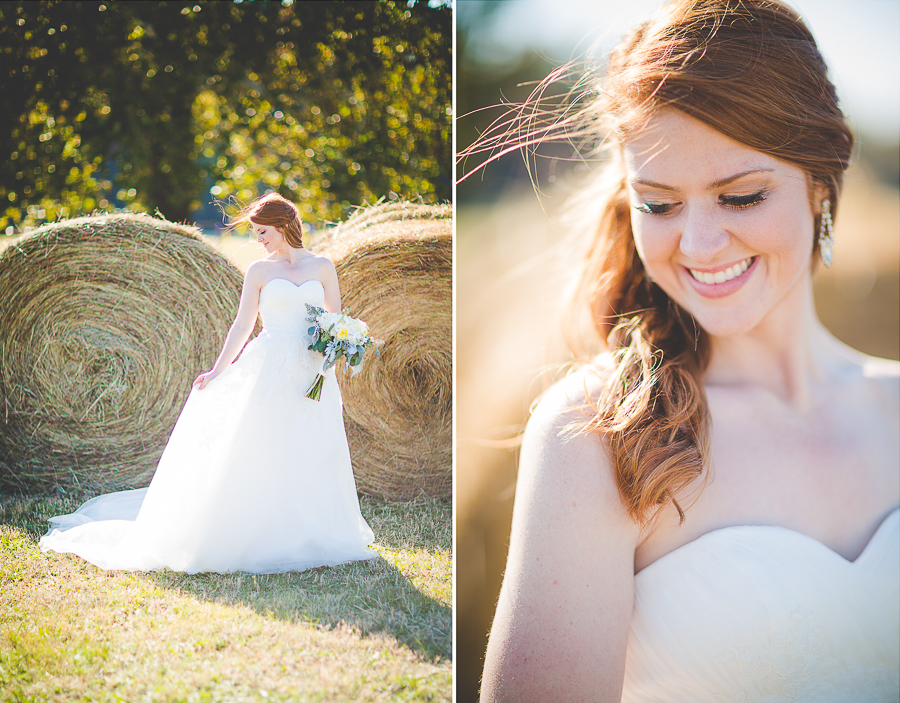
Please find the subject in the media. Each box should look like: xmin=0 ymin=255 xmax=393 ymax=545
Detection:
xmin=623 ymin=506 xmax=899 ymax=702
xmin=260 ymin=277 xmax=324 ymax=294
xmin=257 ymin=277 xmax=325 ymax=338
xmin=637 ymin=505 xmax=900 ymax=578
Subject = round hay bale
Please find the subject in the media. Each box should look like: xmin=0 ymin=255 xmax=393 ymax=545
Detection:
xmin=0 ymin=213 xmax=242 ymax=494
xmin=319 ymin=201 xmax=451 ymax=500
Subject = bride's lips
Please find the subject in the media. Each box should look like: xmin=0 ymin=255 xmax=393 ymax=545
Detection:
xmin=683 ymin=256 xmax=759 ymax=298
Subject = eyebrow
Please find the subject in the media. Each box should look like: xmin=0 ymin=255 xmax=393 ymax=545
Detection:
xmin=630 ymin=168 xmax=775 ymax=191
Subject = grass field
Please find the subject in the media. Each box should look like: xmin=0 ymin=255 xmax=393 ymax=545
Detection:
xmin=0 ymin=493 xmax=451 ymax=702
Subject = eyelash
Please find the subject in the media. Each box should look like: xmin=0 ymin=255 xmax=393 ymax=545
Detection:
xmin=635 ymin=190 xmax=768 ymax=216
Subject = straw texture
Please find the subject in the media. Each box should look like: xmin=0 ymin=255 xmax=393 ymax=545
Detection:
xmin=320 ymin=201 xmax=451 ymax=499
xmin=0 ymin=213 xmax=242 ymax=494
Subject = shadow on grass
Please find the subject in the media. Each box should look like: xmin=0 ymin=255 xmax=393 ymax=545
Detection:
xmin=148 ymin=554 xmax=451 ymax=661
xmin=1 ymin=493 xmax=452 ymax=662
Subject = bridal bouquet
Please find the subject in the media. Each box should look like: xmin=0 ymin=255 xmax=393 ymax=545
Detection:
xmin=304 ymin=304 xmax=382 ymax=400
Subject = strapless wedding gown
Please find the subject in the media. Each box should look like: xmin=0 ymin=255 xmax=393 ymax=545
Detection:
xmin=40 ymin=278 xmax=376 ymax=573
xmin=621 ymin=506 xmax=900 ymax=702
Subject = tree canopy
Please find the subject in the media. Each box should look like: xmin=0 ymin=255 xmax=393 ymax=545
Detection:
xmin=0 ymin=0 xmax=451 ymax=231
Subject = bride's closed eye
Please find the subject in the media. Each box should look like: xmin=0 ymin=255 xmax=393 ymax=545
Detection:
xmin=634 ymin=189 xmax=768 ymax=216
xmin=719 ymin=190 xmax=768 ymax=209
xmin=634 ymin=201 xmax=676 ymax=215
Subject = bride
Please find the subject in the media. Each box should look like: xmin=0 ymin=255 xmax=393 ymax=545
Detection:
xmin=474 ymin=0 xmax=899 ymax=701
xmin=40 ymin=192 xmax=377 ymax=574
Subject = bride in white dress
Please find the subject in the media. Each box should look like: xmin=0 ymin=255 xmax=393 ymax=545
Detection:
xmin=473 ymin=1 xmax=899 ymax=701
xmin=40 ymin=193 xmax=376 ymax=574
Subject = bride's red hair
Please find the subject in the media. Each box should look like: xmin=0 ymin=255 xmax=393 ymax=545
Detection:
xmin=462 ymin=0 xmax=853 ymax=525
xmin=230 ymin=192 xmax=304 ymax=249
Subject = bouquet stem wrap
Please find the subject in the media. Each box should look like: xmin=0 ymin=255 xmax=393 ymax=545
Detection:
xmin=305 ymin=358 xmax=334 ymax=400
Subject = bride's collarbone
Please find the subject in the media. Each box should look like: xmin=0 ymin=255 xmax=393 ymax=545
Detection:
xmin=707 ymin=377 xmax=896 ymax=476
xmin=631 ymin=410 xmax=898 ymax=571
xmin=259 ymin=260 xmax=322 ymax=287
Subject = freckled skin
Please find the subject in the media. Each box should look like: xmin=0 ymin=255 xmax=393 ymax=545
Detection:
xmin=623 ymin=109 xmax=823 ymax=340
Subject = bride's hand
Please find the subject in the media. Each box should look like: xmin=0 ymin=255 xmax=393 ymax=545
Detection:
xmin=193 ymin=369 xmax=221 ymax=390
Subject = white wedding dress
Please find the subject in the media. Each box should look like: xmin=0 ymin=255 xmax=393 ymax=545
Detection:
xmin=40 ymin=278 xmax=377 ymax=573
xmin=621 ymin=506 xmax=900 ymax=702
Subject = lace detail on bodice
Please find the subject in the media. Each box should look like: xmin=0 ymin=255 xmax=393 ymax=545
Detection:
xmin=713 ymin=603 xmax=899 ymax=702
xmin=714 ymin=606 xmax=829 ymax=701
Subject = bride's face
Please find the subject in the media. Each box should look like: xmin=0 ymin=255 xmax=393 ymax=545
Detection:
xmin=253 ymin=223 xmax=286 ymax=253
xmin=622 ymin=109 xmax=823 ymax=338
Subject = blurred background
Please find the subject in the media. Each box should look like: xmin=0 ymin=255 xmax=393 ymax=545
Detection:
xmin=0 ymin=0 xmax=450 ymax=238
xmin=456 ymin=1 xmax=900 ymax=701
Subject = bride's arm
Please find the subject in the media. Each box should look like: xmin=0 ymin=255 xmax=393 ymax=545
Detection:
xmin=319 ymin=258 xmax=342 ymax=313
xmin=193 ymin=263 xmax=265 ymax=389
xmin=481 ymin=371 xmax=639 ymax=703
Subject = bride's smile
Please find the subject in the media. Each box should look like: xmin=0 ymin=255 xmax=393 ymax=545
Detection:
xmin=623 ymin=109 xmax=824 ymax=339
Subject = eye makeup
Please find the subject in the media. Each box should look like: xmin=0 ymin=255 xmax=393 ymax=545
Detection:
xmin=634 ymin=189 xmax=769 ymax=216
xmin=635 ymin=202 xmax=675 ymax=215
xmin=719 ymin=190 xmax=768 ymax=210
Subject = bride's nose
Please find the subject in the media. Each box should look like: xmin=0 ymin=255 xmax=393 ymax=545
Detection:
xmin=679 ymin=206 xmax=730 ymax=264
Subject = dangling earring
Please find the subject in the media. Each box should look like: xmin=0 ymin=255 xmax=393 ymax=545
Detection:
xmin=818 ymin=199 xmax=834 ymax=268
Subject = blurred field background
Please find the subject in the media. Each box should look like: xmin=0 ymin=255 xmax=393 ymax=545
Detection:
xmin=456 ymin=1 xmax=900 ymax=701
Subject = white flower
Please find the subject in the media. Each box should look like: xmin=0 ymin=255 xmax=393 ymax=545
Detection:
xmin=332 ymin=321 xmax=352 ymax=341
xmin=347 ymin=318 xmax=368 ymax=334
xmin=320 ymin=312 xmax=344 ymax=330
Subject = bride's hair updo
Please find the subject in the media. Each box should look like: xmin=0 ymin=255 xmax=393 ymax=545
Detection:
xmin=231 ymin=192 xmax=304 ymax=248
xmin=469 ymin=0 xmax=854 ymax=525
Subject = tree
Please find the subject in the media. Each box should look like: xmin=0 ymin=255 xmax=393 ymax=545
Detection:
xmin=0 ymin=0 xmax=451 ymax=230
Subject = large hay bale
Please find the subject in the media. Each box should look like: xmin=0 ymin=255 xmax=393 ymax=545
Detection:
xmin=320 ymin=201 xmax=451 ymax=500
xmin=0 ymin=213 xmax=242 ymax=494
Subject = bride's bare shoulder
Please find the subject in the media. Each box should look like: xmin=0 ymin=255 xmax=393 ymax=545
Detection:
xmin=520 ymin=356 xmax=628 ymax=517
xmin=310 ymin=252 xmax=338 ymax=278
xmin=866 ymin=356 xmax=900 ymax=421
xmin=863 ymin=354 xmax=900 ymax=383
xmin=525 ymin=355 xmax=615 ymax=440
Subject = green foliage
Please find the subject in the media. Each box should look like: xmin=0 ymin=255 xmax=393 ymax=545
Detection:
xmin=0 ymin=1 xmax=451 ymax=230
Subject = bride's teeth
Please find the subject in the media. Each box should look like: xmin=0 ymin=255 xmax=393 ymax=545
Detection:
xmin=690 ymin=257 xmax=753 ymax=284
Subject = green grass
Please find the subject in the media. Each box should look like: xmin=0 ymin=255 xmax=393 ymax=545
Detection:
xmin=0 ymin=493 xmax=451 ymax=702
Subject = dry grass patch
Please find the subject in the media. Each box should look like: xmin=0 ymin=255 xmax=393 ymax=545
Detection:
xmin=0 ymin=494 xmax=450 ymax=702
